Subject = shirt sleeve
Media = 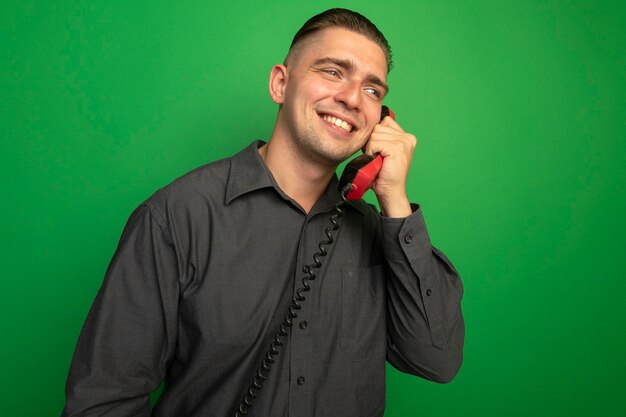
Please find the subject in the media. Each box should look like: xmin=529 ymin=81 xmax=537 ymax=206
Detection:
xmin=381 ymin=204 xmax=465 ymax=383
xmin=62 ymin=203 xmax=180 ymax=416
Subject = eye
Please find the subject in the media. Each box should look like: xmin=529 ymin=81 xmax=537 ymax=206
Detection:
xmin=364 ymin=87 xmax=382 ymax=100
xmin=323 ymin=68 xmax=341 ymax=78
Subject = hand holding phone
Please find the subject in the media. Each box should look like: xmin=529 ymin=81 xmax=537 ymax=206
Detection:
xmin=338 ymin=106 xmax=395 ymax=201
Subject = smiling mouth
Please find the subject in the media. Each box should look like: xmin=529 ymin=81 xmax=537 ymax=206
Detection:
xmin=320 ymin=114 xmax=354 ymax=133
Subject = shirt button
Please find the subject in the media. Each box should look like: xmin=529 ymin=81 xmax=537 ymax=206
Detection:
xmin=297 ymin=376 xmax=306 ymax=385
xmin=426 ymin=289 xmax=433 ymax=296
xmin=404 ymin=234 xmax=413 ymax=243
xmin=299 ymin=320 xmax=308 ymax=329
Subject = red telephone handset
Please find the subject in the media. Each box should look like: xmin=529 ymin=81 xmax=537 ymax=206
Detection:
xmin=338 ymin=106 xmax=395 ymax=200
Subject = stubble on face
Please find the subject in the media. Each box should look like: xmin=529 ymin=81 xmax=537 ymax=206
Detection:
xmin=279 ymin=28 xmax=388 ymax=168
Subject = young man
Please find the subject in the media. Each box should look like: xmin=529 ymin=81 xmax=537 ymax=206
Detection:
xmin=62 ymin=8 xmax=464 ymax=417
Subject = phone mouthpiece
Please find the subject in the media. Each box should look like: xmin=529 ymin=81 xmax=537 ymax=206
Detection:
xmin=338 ymin=154 xmax=383 ymax=201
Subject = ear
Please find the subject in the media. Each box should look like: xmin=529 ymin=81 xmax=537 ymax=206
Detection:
xmin=269 ymin=64 xmax=288 ymax=104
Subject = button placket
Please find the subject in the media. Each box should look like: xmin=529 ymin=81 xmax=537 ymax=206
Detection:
xmin=289 ymin=214 xmax=321 ymax=416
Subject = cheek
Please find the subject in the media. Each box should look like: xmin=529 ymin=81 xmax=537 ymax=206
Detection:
xmin=363 ymin=106 xmax=382 ymax=129
xmin=300 ymin=77 xmax=339 ymax=100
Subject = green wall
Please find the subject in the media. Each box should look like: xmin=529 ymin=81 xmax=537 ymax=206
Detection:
xmin=2 ymin=1 xmax=624 ymax=416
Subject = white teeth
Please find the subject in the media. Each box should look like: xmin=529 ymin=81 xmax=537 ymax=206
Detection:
xmin=322 ymin=114 xmax=353 ymax=132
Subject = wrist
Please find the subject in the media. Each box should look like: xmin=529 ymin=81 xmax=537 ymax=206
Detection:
xmin=378 ymin=195 xmax=412 ymax=218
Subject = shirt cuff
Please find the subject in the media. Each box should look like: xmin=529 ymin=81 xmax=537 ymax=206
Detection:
xmin=380 ymin=203 xmax=432 ymax=263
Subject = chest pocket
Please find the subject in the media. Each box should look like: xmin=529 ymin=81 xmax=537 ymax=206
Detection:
xmin=340 ymin=264 xmax=387 ymax=361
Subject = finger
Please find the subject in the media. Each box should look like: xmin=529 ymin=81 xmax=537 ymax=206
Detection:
xmin=364 ymin=135 xmax=401 ymax=157
xmin=365 ymin=131 xmax=417 ymax=156
xmin=379 ymin=115 xmax=404 ymax=132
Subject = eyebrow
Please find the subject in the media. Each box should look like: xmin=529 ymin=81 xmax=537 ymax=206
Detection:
xmin=312 ymin=57 xmax=390 ymax=95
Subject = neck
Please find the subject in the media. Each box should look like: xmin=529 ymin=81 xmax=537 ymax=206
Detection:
xmin=259 ymin=139 xmax=336 ymax=214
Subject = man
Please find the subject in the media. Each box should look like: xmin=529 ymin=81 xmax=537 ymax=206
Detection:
xmin=62 ymin=8 xmax=464 ymax=417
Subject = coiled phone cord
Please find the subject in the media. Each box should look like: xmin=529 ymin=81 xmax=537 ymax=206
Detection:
xmin=233 ymin=186 xmax=352 ymax=417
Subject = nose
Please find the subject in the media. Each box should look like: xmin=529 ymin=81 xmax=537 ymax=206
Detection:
xmin=334 ymin=79 xmax=362 ymax=110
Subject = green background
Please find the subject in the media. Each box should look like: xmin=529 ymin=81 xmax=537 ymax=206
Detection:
xmin=1 ymin=1 xmax=624 ymax=416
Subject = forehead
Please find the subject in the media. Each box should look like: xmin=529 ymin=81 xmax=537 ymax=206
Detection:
xmin=294 ymin=27 xmax=388 ymax=79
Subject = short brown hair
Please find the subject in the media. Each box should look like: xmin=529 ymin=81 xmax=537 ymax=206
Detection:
xmin=287 ymin=8 xmax=393 ymax=72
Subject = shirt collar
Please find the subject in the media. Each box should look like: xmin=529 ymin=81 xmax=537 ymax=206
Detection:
xmin=225 ymin=141 xmax=274 ymax=204
xmin=225 ymin=141 xmax=367 ymax=216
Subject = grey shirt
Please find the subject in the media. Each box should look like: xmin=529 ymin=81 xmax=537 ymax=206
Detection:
xmin=62 ymin=141 xmax=464 ymax=417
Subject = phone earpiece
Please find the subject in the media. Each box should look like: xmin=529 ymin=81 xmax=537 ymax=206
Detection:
xmin=380 ymin=105 xmax=395 ymax=121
